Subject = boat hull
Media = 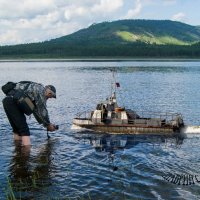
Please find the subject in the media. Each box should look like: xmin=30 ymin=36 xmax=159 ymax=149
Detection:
xmin=73 ymin=118 xmax=180 ymax=135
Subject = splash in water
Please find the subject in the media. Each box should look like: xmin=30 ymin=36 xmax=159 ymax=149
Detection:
xmin=182 ymin=126 xmax=200 ymax=134
xmin=71 ymin=124 xmax=85 ymax=130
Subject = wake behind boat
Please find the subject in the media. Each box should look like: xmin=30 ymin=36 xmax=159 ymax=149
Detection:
xmin=73 ymin=70 xmax=184 ymax=135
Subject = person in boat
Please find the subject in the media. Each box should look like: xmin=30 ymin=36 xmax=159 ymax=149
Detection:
xmin=102 ymin=105 xmax=108 ymax=121
xmin=2 ymin=81 xmax=57 ymax=146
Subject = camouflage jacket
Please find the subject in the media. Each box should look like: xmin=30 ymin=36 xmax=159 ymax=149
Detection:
xmin=15 ymin=82 xmax=50 ymax=127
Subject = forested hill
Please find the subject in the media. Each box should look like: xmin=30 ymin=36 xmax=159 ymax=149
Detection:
xmin=0 ymin=19 xmax=200 ymax=58
xmin=55 ymin=20 xmax=200 ymax=45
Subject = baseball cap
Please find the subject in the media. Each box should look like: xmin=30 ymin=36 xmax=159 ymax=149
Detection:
xmin=46 ymin=85 xmax=56 ymax=98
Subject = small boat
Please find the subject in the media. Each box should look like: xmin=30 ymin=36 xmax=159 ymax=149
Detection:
xmin=73 ymin=71 xmax=184 ymax=135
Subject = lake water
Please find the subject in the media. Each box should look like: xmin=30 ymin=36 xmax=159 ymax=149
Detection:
xmin=1 ymin=61 xmax=200 ymax=199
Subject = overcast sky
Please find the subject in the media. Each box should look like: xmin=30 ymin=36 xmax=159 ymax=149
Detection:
xmin=0 ymin=0 xmax=199 ymax=45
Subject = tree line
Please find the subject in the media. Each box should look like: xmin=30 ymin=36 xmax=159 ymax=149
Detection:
xmin=0 ymin=41 xmax=200 ymax=58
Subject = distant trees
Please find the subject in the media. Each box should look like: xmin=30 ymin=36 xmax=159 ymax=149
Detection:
xmin=0 ymin=42 xmax=199 ymax=58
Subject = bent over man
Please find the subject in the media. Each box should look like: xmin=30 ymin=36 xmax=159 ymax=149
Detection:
xmin=2 ymin=81 xmax=57 ymax=146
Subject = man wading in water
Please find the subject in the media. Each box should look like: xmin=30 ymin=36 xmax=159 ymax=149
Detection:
xmin=2 ymin=81 xmax=57 ymax=146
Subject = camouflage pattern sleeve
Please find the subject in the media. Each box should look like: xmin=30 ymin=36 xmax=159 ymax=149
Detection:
xmin=18 ymin=82 xmax=51 ymax=127
xmin=33 ymin=95 xmax=50 ymax=127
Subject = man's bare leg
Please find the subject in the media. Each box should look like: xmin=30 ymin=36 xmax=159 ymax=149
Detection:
xmin=13 ymin=133 xmax=22 ymax=140
xmin=21 ymin=136 xmax=31 ymax=146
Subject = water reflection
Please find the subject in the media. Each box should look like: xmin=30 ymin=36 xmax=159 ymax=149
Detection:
xmin=7 ymin=140 xmax=55 ymax=199
xmin=75 ymin=132 xmax=185 ymax=153
xmin=74 ymin=132 xmax=186 ymax=183
xmin=9 ymin=144 xmax=32 ymax=180
xmin=72 ymin=66 xmax=196 ymax=74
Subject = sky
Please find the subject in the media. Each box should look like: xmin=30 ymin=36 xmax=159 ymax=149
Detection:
xmin=0 ymin=0 xmax=199 ymax=45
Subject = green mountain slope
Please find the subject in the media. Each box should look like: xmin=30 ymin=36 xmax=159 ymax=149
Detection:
xmin=0 ymin=19 xmax=200 ymax=58
xmin=53 ymin=19 xmax=200 ymax=45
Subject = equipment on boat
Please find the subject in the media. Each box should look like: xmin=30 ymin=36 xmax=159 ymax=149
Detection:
xmin=73 ymin=70 xmax=184 ymax=135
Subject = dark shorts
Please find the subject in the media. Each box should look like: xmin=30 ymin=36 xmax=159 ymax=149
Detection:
xmin=2 ymin=96 xmax=30 ymax=136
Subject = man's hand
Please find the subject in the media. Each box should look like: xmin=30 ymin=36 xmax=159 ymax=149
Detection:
xmin=47 ymin=123 xmax=57 ymax=132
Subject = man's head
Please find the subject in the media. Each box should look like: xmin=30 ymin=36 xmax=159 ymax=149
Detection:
xmin=45 ymin=85 xmax=56 ymax=99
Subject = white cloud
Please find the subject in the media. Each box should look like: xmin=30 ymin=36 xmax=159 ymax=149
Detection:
xmin=124 ymin=0 xmax=142 ymax=19
xmin=171 ymin=12 xmax=186 ymax=22
xmin=92 ymin=0 xmax=124 ymax=13
xmin=0 ymin=13 xmax=81 ymax=45
xmin=0 ymin=0 xmax=55 ymax=19
xmin=0 ymin=0 xmax=127 ymax=45
xmin=64 ymin=6 xmax=89 ymax=21
xmin=0 ymin=0 xmax=196 ymax=45
xmin=0 ymin=30 xmax=22 ymax=45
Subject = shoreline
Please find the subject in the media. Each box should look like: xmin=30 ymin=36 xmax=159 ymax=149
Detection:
xmin=0 ymin=58 xmax=200 ymax=62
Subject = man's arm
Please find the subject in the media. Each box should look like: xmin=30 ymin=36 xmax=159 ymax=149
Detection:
xmin=31 ymin=84 xmax=50 ymax=127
